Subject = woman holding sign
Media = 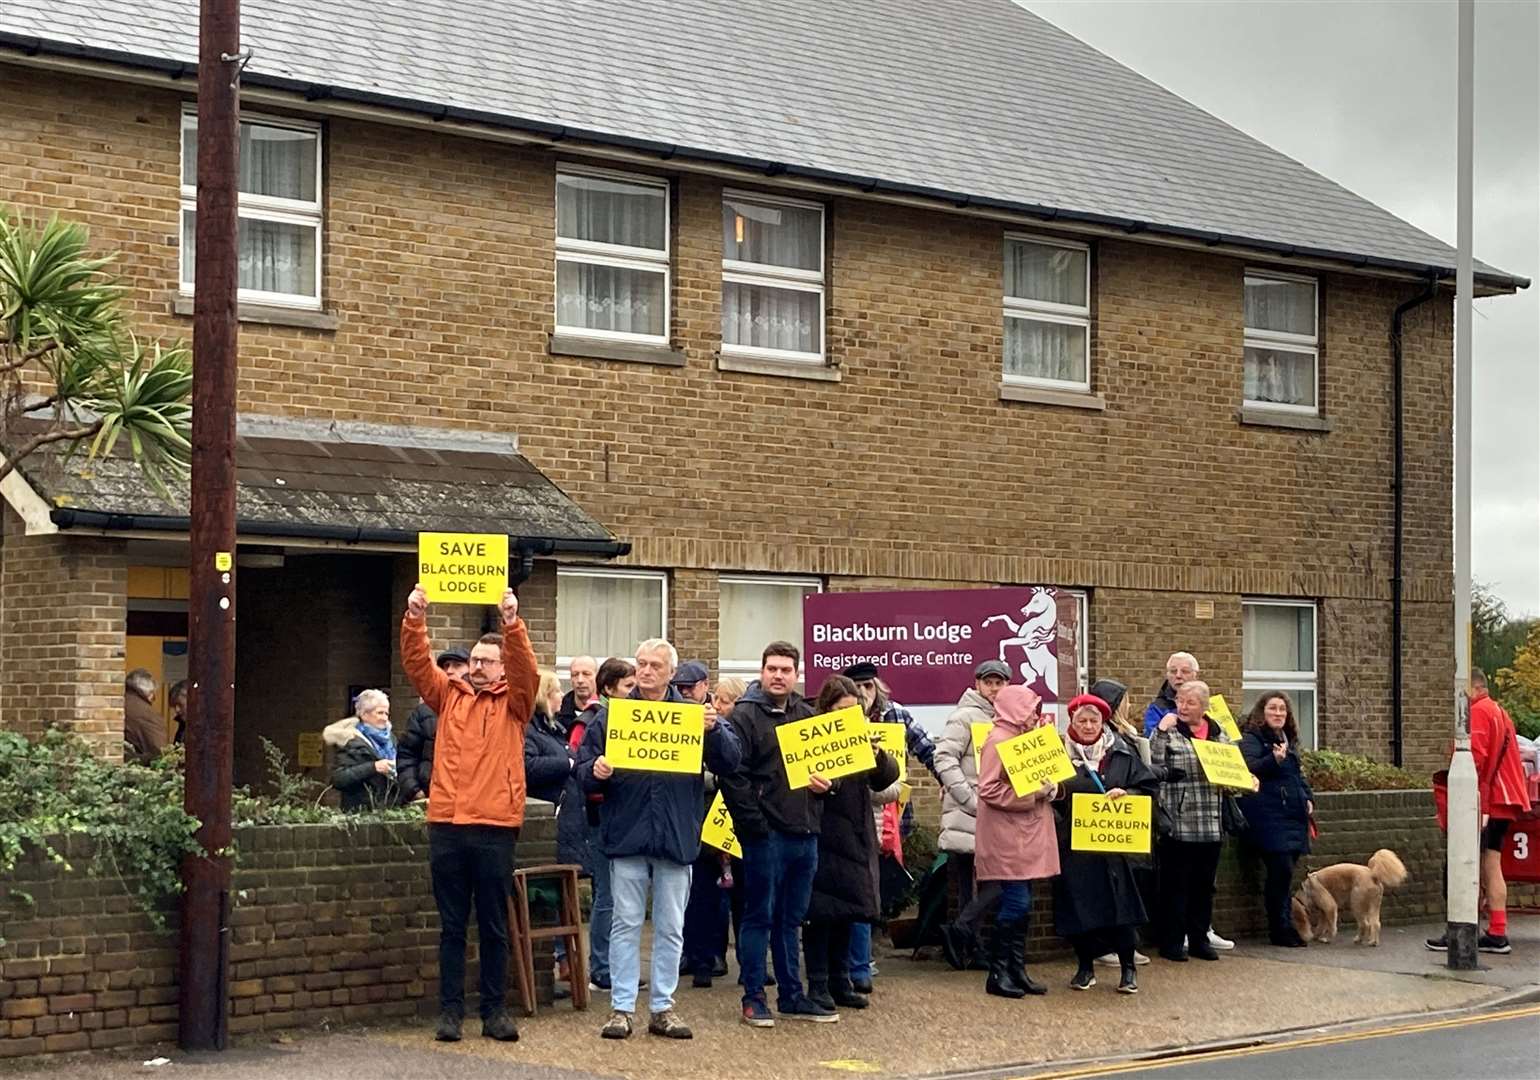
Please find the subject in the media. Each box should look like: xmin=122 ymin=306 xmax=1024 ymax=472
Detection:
xmin=1149 ymin=680 xmax=1254 ymax=963
xmin=975 ymin=684 xmax=1060 ymax=998
xmin=1052 ymin=694 xmax=1159 ymax=994
xmin=1239 ymin=692 xmax=1314 ymax=947
xmin=803 ymin=676 xmax=901 ymax=1012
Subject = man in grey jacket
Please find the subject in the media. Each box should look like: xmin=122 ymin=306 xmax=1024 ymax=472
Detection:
xmin=932 ymin=660 xmax=1009 ymax=970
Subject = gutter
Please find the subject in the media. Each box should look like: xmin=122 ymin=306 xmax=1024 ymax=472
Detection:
xmin=1389 ymin=276 xmax=1440 ymax=767
xmin=47 ymin=507 xmax=631 ymax=562
xmin=0 ymin=34 xmax=1528 ymax=294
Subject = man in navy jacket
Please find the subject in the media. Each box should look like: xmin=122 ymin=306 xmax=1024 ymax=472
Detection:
xmin=576 ymin=640 xmax=741 ymax=1042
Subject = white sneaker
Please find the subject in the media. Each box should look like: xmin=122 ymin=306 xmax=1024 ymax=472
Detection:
xmin=1094 ymin=951 xmax=1151 ymax=966
xmin=1206 ymin=929 xmax=1235 ymax=951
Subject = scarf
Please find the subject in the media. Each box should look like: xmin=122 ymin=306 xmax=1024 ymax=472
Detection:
xmin=1067 ymin=726 xmax=1114 ymax=771
xmin=358 ymin=720 xmax=395 ymax=763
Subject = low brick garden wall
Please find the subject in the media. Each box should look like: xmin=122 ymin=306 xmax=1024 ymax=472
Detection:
xmin=0 ymin=807 xmax=557 ymax=1060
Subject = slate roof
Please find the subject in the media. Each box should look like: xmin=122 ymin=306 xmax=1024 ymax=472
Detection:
xmin=0 ymin=0 xmax=1524 ymax=289
xmin=12 ymin=415 xmax=616 ymax=544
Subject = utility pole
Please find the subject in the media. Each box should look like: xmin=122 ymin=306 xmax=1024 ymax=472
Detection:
xmin=180 ymin=0 xmax=241 ymax=1049
xmin=1445 ymin=0 xmax=1480 ymax=973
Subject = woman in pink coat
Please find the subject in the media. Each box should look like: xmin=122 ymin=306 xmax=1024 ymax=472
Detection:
xmin=975 ymin=684 xmax=1061 ymax=998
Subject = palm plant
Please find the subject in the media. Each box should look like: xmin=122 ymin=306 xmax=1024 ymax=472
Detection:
xmin=0 ymin=207 xmax=192 ymax=496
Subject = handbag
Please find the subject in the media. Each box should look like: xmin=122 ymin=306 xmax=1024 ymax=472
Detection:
xmin=1221 ymin=793 xmax=1249 ymax=837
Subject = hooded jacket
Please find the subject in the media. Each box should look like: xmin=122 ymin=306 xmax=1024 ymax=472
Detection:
xmin=1051 ymin=733 xmax=1157 ymax=936
xmin=974 ymin=685 xmax=1061 ymax=883
xmin=400 ymin=614 xmax=538 ymax=827
xmin=575 ymin=685 xmax=743 ymax=865
xmin=323 ymin=717 xmax=402 ymax=812
xmin=395 ymin=702 xmax=436 ymax=801
xmin=1239 ymin=726 xmax=1314 ymax=853
xmin=524 ymin=709 xmax=573 ymax=806
xmin=1142 ymin=681 xmax=1179 ymax=737
xmin=933 ymin=687 xmax=994 ymax=854
xmin=717 ymin=681 xmax=823 ymax=840
xmin=809 ymin=747 xmax=900 ymax=923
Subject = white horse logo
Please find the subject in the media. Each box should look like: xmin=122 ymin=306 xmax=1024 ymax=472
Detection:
xmin=981 ymin=588 xmax=1058 ymax=695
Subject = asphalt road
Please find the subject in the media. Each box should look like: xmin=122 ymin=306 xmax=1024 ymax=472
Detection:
xmin=1019 ymin=1005 xmax=1540 ymax=1080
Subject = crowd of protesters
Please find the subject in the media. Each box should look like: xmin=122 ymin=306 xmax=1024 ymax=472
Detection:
xmin=128 ymin=582 xmax=1528 ymax=1045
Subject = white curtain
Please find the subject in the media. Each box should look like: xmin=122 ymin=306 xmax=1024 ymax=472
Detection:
xmin=1243 ymin=605 xmax=1314 ymax=672
xmin=722 ymin=199 xmax=820 ymax=270
xmin=723 ymin=282 xmax=820 ymax=353
xmin=1244 ymin=346 xmax=1315 ymax=407
xmin=558 ymin=175 xmax=665 ymax=250
xmin=1004 ymin=317 xmax=1087 ymax=383
xmin=1005 ymin=241 xmax=1086 ymax=306
xmin=557 ymin=262 xmax=664 ymax=336
xmin=238 ymin=218 xmax=316 ymax=297
xmin=1245 ymin=278 xmax=1314 ymax=336
xmin=556 ymin=574 xmax=664 ymax=664
xmin=719 ymin=581 xmax=816 ymax=668
xmin=239 ymin=124 xmax=316 ymax=201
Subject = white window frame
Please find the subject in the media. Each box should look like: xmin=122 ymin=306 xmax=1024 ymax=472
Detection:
xmin=555 ymin=566 xmax=669 ymax=675
xmin=717 ymin=573 xmax=823 ymax=681
xmin=1243 ymin=269 xmax=1319 ymax=416
xmin=554 ymin=165 xmax=671 ymax=345
xmin=721 ymin=189 xmax=826 ymax=365
xmin=1003 ymin=233 xmax=1092 ymax=393
xmin=1241 ymin=598 xmax=1319 ymax=746
xmin=179 ymin=109 xmax=323 ymax=309
xmin=1059 ymin=588 xmax=1090 ymax=695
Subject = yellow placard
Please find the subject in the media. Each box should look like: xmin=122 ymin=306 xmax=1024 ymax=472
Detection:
xmin=775 ymin=705 xmax=875 ymax=789
xmin=417 ymin=531 xmax=508 ymax=604
xmin=871 ymin=722 xmax=907 ymax=782
xmin=605 ymin=698 xmax=705 ymax=773
xmin=1070 ymin=792 xmax=1154 ymax=854
xmin=1191 ymin=738 xmax=1255 ymax=790
xmin=1208 ymin=694 xmax=1243 ymax=742
xmin=296 ymin=732 xmax=323 ymax=768
xmin=700 ymin=790 xmax=740 ymax=857
xmin=995 ymin=723 xmax=1078 ymax=797
xmin=971 ymin=720 xmax=993 ymax=771
xmin=214 ymin=551 xmax=233 ymax=572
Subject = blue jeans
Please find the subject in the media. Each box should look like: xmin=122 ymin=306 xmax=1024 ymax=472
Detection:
xmin=588 ymin=846 xmax=612 ymax=983
xmin=737 ymin=832 xmax=818 ymax=1009
xmin=993 ymin=880 xmax=1032 ymax=923
xmin=608 ymin=856 xmax=691 ymax=1014
xmin=848 ymin=921 xmax=872 ymax=981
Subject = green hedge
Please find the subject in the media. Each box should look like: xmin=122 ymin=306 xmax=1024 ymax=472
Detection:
xmin=1301 ymin=749 xmax=1430 ymax=792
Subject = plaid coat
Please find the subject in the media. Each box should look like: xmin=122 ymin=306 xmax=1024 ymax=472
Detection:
xmin=1149 ymin=721 xmax=1229 ymax=843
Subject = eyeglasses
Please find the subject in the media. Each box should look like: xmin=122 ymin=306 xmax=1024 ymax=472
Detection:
xmin=468 ymin=656 xmax=503 ymax=668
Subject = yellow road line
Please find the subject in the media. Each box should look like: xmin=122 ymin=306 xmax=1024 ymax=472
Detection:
xmin=1010 ymin=1003 xmax=1540 ymax=1080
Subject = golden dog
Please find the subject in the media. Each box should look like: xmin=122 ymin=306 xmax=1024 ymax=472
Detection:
xmin=1291 ymin=849 xmax=1408 ymax=946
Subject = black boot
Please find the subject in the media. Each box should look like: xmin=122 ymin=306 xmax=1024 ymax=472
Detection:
xmin=1117 ymin=962 xmax=1138 ymax=994
xmin=829 ymin=975 xmax=869 ymax=1010
xmin=984 ymin=922 xmax=1026 ymax=998
xmin=1069 ymin=962 xmax=1096 ymax=991
xmin=806 ymin=978 xmax=836 ymax=1012
xmin=940 ymin=922 xmax=974 ymax=971
xmin=1009 ymin=925 xmax=1047 ymax=995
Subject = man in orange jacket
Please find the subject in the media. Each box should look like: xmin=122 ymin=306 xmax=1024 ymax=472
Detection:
xmin=402 ymin=583 xmax=538 ymax=1043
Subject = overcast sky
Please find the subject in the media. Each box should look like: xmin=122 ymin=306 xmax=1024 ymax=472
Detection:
xmin=1023 ymin=0 xmax=1540 ymax=616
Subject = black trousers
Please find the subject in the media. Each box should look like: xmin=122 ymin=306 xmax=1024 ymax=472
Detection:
xmin=1261 ymin=850 xmax=1299 ymax=934
xmin=1156 ymin=838 xmax=1222 ymax=951
xmin=429 ymin=823 xmax=518 ymax=1018
xmin=803 ymin=918 xmax=855 ymax=991
xmin=1071 ymin=925 xmax=1138 ymax=967
xmin=683 ymin=849 xmax=730 ymax=975
xmin=951 ymin=852 xmax=1003 ymax=935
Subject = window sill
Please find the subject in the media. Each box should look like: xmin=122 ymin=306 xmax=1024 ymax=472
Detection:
xmin=998 ymin=382 xmax=1106 ymax=410
xmin=1237 ymin=406 xmax=1332 ymax=432
xmin=717 ymin=351 xmax=841 ymax=382
xmin=171 ymin=296 xmax=338 ymax=332
xmin=548 ymin=333 xmax=685 ymax=367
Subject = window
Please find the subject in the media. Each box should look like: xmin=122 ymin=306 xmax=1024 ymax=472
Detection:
xmin=1060 ymin=588 xmax=1090 ymax=696
xmin=1003 ymin=235 xmax=1091 ymax=391
xmin=556 ymin=568 xmax=667 ymax=670
xmin=721 ymin=192 xmax=825 ymax=362
xmin=180 ymin=111 xmax=322 ymax=307
xmin=1242 ymin=600 xmax=1318 ymax=749
xmin=718 ymin=575 xmax=822 ymax=680
xmin=555 ymin=168 xmax=670 ymax=342
xmin=1244 ymin=272 xmax=1319 ymax=413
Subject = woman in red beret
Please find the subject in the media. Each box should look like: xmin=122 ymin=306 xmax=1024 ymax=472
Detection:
xmin=1052 ymin=693 xmax=1160 ymax=994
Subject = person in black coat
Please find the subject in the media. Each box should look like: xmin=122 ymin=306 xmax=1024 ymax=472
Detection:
xmin=802 ymin=676 xmax=900 ymax=1012
xmin=1239 ymin=691 xmax=1314 ymax=947
xmin=1055 ymin=693 xmax=1160 ymax=994
xmin=525 ymin=670 xmax=573 ymax=805
xmin=323 ymin=689 xmax=402 ymax=812
xmin=396 ymin=647 xmax=469 ymax=801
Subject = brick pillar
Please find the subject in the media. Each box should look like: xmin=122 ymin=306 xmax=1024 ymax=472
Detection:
xmin=0 ymin=510 xmax=128 ymax=759
xmin=387 ymin=554 xmax=486 ymax=724
xmin=518 ymin=560 xmax=558 ymax=667
xmin=670 ymin=568 xmax=718 ymax=676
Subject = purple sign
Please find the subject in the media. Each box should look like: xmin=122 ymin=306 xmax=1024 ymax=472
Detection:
xmin=803 ymin=587 xmax=1074 ymax=709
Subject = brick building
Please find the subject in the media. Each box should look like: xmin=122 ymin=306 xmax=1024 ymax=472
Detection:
xmin=0 ymin=1 xmax=1525 ymax=781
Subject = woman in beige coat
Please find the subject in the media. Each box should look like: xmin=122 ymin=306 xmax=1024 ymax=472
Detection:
xmin=975 ymin=684 xmax=1061 ymax=998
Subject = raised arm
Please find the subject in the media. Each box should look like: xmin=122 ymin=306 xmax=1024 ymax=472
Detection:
xmin=498 ymin=589 xmax=538 ymax=730
xmin=400 ymin=583 xmax=449 ymax=714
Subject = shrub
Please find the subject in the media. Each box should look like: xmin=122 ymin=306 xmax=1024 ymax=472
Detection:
xmin=1301 ymin=749 xmax=1430 ymax=792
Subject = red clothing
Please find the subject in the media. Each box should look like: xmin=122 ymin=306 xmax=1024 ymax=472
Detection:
xmin=1470 ymin=691 xmax=1532 ymax=820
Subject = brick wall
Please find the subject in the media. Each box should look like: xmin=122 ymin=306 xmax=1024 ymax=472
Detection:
xmin=0 ymin=68 xmax=1461 ymax=770
xmin=0 ymin=810 xmax=557 ymax=1060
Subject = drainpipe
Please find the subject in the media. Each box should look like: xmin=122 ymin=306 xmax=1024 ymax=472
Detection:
xmin=1390 ymin=274 xmax=1439 ymax=766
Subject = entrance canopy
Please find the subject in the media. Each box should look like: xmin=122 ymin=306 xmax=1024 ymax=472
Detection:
xmin=7 ymin=414 xmax=626 ymax=558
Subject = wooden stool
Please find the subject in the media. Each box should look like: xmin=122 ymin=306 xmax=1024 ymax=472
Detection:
xmin=508 ymin=863 xmax=589 ymax=1016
